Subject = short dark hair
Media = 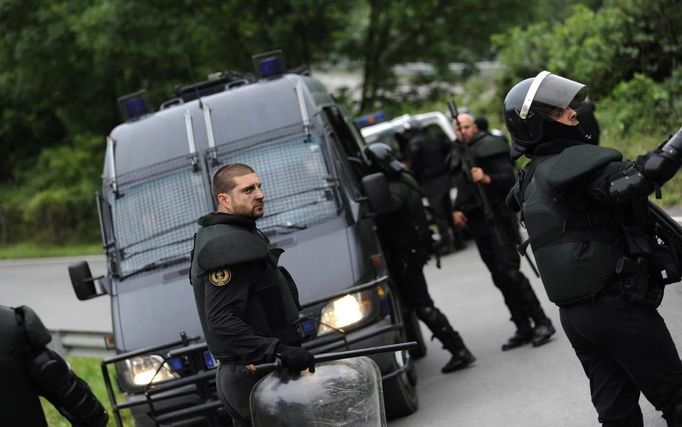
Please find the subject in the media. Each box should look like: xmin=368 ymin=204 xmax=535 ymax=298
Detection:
xmin=474 ymin=116 xmax=489 ymax=132
xmin=212 ymin=163 xmax=255 ymax=203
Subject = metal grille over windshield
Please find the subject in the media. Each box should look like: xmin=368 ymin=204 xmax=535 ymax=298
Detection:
xmin=112 ymin=166 xmax=208 ymax=276
xmin=213 ymin=135 xmax=340 ymax=235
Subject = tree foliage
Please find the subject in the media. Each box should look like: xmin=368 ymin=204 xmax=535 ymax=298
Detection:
xmin=492 ymin=0 xmax=682 ymax=101
xmin=3 ymin=0 xmax=678 ymax=244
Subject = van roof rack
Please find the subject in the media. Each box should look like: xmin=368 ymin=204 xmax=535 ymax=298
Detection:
xmin=173 ymin=71 xmax=253 ymax=102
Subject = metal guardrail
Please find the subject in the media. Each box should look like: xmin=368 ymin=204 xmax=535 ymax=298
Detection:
xmin=48 ymin=329 xmax=114 ymax=358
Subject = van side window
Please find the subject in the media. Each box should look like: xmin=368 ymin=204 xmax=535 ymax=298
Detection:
xmin=321 ymin=106 xmax=367 ymax=183
xmin=322 ymin=107 xmax=364 ymax=159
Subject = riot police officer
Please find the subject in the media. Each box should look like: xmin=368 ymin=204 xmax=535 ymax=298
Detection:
xmin=505 ymin=70 xmax=682 ymax=426
xmin=450 ymin=113 xmax=555 ymax=351
xmin=190 ymin=163 xmax=314 ymax=427
xmin=405 ymin=119 xmax=462 ymax=254
xmin=365 ymin=143 xmax=476 ymax=374
xmin=0 ymin=304 xmax=108 ymax=427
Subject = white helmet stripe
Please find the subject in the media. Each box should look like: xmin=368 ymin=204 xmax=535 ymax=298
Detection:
xmin=519 ymin=70 xmax=551 ymax=119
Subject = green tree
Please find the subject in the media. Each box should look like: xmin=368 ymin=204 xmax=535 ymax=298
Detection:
xmin=492 ymin=0 xmax=682 ymax=101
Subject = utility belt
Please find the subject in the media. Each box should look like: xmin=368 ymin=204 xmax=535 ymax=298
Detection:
xmin=217 ymin=360 xmax=265 ymax=377
xmin=594 ymin=255 xmax=664 ymax=308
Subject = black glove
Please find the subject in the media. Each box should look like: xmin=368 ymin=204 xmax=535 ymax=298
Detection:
xmin=275 ymin=342 xmax=315 ymax=375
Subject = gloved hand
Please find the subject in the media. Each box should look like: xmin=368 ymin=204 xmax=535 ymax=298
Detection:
xmin=275 ymin=342 xmax=315 ymax=375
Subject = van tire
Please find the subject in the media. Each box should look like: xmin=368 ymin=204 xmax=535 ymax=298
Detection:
xmin=404 ymin=309 xmax=427 ymax=360
xmin=383 ymin=357 xmax=419 ymax=419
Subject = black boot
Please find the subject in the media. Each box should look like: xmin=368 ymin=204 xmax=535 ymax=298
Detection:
xmin=416 ymin=305 xmax=476 ymax=373
xmin=439 ymin=327 xmax=476 ymax=373
xmin=502 ymin=326 xmax=533 ymax=351
xmin=531 ymin=319 xmax=556 ymax=347
xmin=442 ymin=346 xmax=476 ymax=373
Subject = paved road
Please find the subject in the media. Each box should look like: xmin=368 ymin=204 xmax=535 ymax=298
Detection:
xmin=2 ymin=242 xmax=682 ymax=426
xmin=0 ymin=255 xmax=110 ymax=332
xmin=390 ymin=243 xmax=682 ymax=427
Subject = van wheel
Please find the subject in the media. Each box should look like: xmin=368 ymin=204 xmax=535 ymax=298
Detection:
xmin=404 ymin=309 xmax=427 ymax=360
xmin=383 ymin=354 xmax=419 ymax=419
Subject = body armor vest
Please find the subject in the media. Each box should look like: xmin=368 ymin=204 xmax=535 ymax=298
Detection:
xmin=515 ymin=145 xmax=625 ymax=305
xmin=190 ymin=221 xmax=303 ymax=359
xmin=376 ymin=172 xmax=432 ymax=261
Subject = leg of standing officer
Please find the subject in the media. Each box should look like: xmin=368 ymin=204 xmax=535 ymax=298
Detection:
xmin=468 ymin=215 xmax=554 ymax=350
xmin=216 ymin=362 xmax=264 ymax=427
xmin=492 ymin=214 xmax=555 ymax=346
xmin=561 ymin=294 xmax=682 ymax=426
xmin=391 ymin=256 xmax=475 ymax=373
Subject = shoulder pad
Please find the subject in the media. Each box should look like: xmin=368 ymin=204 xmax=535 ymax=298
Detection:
xmin=20 ymin=306 xmax=52 ymax=347
xmin=473 ymin=134 xmax=510 ymax=159
xmin=546 ymin=145 xmax=622 ymax=190
xmin=196 ymin=226 xmax=268 ymax=271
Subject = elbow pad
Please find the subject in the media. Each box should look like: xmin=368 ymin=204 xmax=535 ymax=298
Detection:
xmin=608 ymin=164 xmax=653 ymax=203
xmin=27 ymin=349 xmax=109 ymax=427
xmin=641 ymin=126 xmax=682 ymax=185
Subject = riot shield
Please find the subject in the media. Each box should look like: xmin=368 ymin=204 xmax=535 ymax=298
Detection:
xmin=250 ymin=356 xmax=386 ymax=427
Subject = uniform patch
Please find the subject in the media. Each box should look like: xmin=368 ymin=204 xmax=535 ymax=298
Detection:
xmin=208 ymin=268 xmax=231 ymax=287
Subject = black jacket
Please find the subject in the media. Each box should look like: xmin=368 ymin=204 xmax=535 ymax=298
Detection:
xmin=190 ymin=213 xmax=303 ymax=363
xmin=452 ymin=131 xmax=515 ymax=215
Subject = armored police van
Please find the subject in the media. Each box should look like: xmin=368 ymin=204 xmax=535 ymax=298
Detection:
xmin=68 ymin=53 xmax=420 ymax=426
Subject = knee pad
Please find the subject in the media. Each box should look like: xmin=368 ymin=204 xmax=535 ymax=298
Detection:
xmin=415 ymin=305 xmax=438 ymax=324
xmin=27 ymin=349 xmax=108 ymax=427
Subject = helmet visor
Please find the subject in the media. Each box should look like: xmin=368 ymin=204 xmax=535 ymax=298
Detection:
xmin=520 ymin=71 xmax=586 ymax=119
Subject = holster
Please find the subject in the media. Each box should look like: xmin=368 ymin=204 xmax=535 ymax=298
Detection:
xmin=615 ymin=256 xmax=663 ymax=308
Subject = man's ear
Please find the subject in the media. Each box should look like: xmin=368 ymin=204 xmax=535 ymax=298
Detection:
xmin=217 ymin=193 xmax=231 ymax=211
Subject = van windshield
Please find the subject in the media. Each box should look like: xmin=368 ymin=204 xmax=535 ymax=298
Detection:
xmin=212 ymin=134 xmax=342 ymax=236
xmin=111 ymin=162 xmax=210 ymax=278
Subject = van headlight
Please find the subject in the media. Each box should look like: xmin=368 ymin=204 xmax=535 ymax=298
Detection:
xmin=318 ymin=290 xmax=373 ymax=334
xmin=118 ymin=355 xmax=178 ymax=389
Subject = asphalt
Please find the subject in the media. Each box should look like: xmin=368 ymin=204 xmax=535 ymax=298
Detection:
xmin=388 ymin=242 xmax=682 ymax=427
xmin=2 ymin=209 xmax=682 ymax=426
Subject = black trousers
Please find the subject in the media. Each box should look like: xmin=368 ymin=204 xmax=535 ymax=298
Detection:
xmin=386 ymin=253 xmax=434 ymax=308
xmin=216 ymin=362 xmax=266 ymax=427
xmin=560 ymin=293 xmax=682 ymax=424
xmin=468 ymin=212 xmax=547 ymax=329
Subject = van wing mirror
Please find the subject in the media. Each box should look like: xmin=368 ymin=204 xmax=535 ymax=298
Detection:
xmin=361 ymin=172 xmax=393 ymax=215
xmin=68 ymin=261 xmax=106 ymax=300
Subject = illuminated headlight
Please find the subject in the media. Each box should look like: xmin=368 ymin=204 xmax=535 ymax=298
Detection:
xmin=119 ymin=355 xmax=178 ymax=388
xmin=318 ymin=290 xmax=373 ymax=335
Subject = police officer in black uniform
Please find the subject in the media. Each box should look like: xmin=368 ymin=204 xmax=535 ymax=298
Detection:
xmin=0 ymin=304 xmax=108 ymax=427
xmin=450 ymin=113 xmax=555 ymax=351
xmin=405 ymin=120 xmax=462 ymax=254
xmin=190 ymin=163 xmax=314 ymax=427
xmin=365 ymin=143 xmax=476 ymax=374
xmin=505 ymin=70 xmax=682 ymax=426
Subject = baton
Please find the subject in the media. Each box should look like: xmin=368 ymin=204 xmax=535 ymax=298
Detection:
xmin=249 ymin=341 xmax=418 ymax=374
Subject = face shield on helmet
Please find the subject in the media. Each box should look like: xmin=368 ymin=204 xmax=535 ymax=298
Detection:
xmin=520 ymin=71 xmax=587 ymax=120
xmin=504 ymin=71 xmax=587 ymax=157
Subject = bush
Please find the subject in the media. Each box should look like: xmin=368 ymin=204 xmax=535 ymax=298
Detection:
xmin=0 ymin=133 xmax=103 ymax=245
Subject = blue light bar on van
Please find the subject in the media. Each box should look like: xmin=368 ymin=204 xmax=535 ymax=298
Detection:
xmin=252 ymin=50 xmax=286 ymax=79
xmin=117 ymin=90 xmax=152 ymax=121
xmin=355 ymin=111 xmax=387 ymax=128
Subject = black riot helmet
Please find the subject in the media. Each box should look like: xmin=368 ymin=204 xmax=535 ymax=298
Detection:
xmin=364 ymin=142 xmax=404 ymax=176
xmin=504 ymin=71 xmax=587 ymax=158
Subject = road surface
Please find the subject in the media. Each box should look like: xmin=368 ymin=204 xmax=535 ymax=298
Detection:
xmin=2 ymin=241 xmax=682 ymax=426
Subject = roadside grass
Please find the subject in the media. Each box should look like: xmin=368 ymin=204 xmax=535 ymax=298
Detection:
xmin=41 ymin=355 xmax=134 ymax=426
xmin=0 ymin=242 xmax=102 ymax=259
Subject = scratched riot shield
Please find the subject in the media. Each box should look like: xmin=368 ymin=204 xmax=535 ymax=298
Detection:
xmin=250 ymin=356 xmax=386 ymax=427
